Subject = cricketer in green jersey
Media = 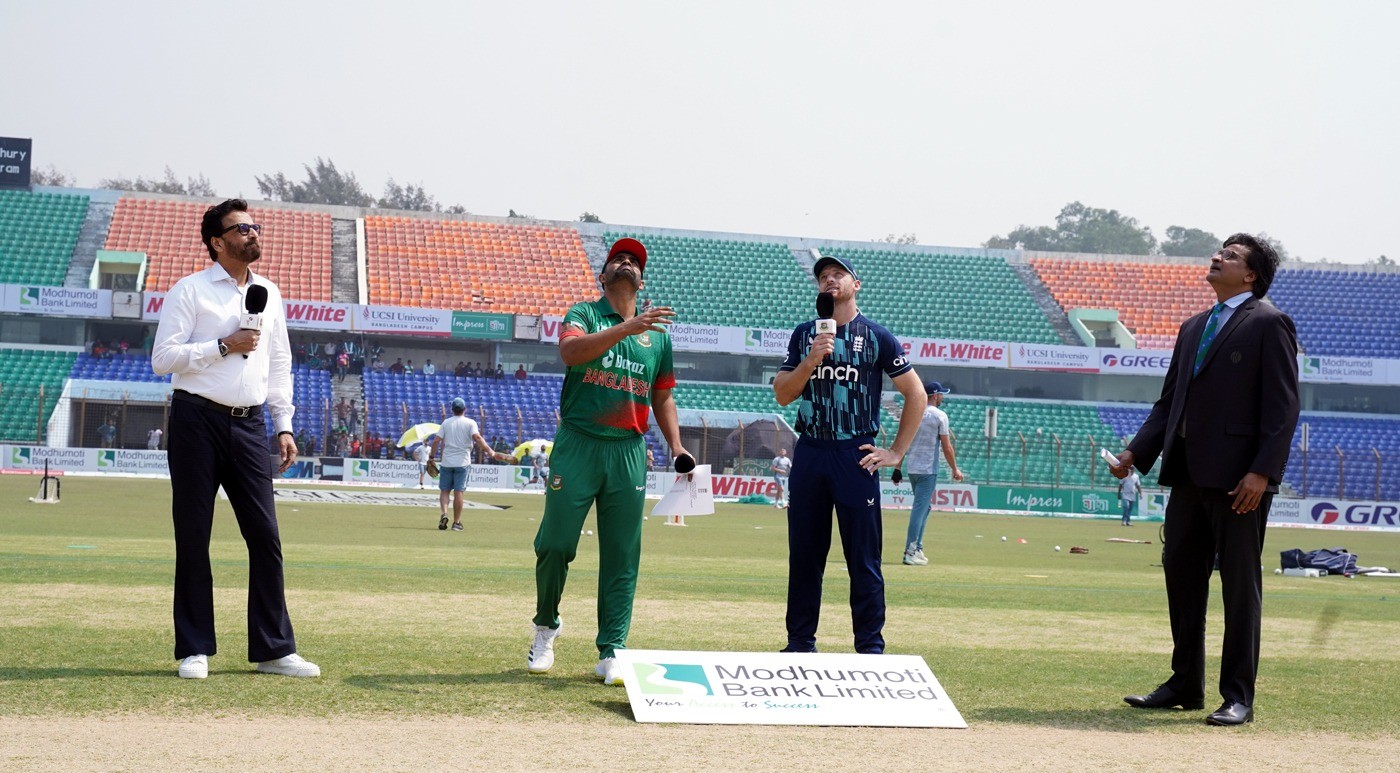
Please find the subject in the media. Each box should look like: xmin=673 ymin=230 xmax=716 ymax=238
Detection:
xmin=527 ymin=237 xmax=690 ymax=686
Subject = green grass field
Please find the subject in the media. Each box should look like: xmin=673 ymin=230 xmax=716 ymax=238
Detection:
xmin=2 ymin=475 xmax=1398 ymax=737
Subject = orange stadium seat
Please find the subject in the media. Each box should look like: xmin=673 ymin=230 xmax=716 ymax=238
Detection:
xmin=1031 ymin=258 xmax=1215 ymax=349
xmin=362 ymin=217 xmax=592 ymax=315
xmin=105 ymin=198 xmax=334 ymax=301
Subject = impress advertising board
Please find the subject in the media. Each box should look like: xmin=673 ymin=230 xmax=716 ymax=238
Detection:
xmin=615 ymin=650 xmax=966 ymax=728
xmin=450 ymin=311 xmax=513 ymax=340
xmin=977 ymin=485 xmax=1124 ymax=518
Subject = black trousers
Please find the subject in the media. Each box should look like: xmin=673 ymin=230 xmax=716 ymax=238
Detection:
xmin=167 ymin=397 xmax=296 ymax=662
xmin=1160 ymin=453 xmax=1270 ymax=707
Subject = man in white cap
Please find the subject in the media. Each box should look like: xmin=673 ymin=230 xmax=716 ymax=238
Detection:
xmin=431 ymin=396 xmax=507 ymax=531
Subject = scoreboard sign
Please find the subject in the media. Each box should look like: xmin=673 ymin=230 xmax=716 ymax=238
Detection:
xmin=0 ymin=137 xmax=33 ymax=188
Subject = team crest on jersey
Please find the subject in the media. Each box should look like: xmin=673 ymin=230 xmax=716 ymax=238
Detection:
xmin=853 ymin=335 xmax=865 ymax=353
xmin=549 ymin=474 xmax=564 ymax=491
xmin=638 ymin=332 xmax=653 ymax=347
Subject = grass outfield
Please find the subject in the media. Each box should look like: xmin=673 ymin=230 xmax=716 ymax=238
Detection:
xmin=2 ymin=475 xmax=1398 ymax=736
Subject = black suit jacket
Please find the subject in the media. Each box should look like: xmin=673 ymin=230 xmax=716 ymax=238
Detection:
xmin=1128 ymin=296 xmax=1300 ymax=491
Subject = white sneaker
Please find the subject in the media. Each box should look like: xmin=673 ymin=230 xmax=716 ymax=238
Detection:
xmin=903 ymin=543 xmax=928 ymax=566
xmin=913 ymin=548 xmax=929 ymax=566
xmin=528 ymin=621 xmax=561 ymax=673
xmin=178 ymin=654 xmax=208 ymax=679
xmin=256 ymin=653 xmax=321 ymax=678
xmin=596 ymin=656 xmax=624 ymax=685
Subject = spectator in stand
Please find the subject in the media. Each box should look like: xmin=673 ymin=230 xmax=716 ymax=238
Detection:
xmin=348 ymin=400 xmax=360 ymax=437
xmin=350 ymin=437 xmax=361 ymax=458
xmin=405 ymin=360 xmax=416 ymax=375
xmin=296 ymin=429 xmax=309 ymax=453
xmin=336 ymin=350 xmax=349 ymax=383
xmin=119 ymin=339 xmax=130 ymax=356
xmin=147 ymin=427 xmax=164 ymax=450
xmin=371 ymin=356 xmax=386 ymax=373
xmin=98 ymin=418 xmax=118 ymax=448
xmin=293 ymin=339 xmax=307 ymax=366
xmin=454 ymin=361 xmax=467 ymax=378
xmin=389 ymin=358 xmax=405 ymax=375
xmin=423 ymin=359 xmax=436 ymax=376
xmin=515 ymin=364 xmax=528 ymax=381
xmin=335 ymin=398 xmax=350 ymax=428
xmin=494 ymin=365 xmax=505 ymax=379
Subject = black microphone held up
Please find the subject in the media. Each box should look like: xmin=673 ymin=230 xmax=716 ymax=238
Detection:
xmin=240 ymin=284 xmax=269 ymax=359
xmin=815 ymin=292 xmax=836 ymax=336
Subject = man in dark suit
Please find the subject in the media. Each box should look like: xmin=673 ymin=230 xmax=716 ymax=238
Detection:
xmin=1111 ymin=233 xmax=1299 ymax=726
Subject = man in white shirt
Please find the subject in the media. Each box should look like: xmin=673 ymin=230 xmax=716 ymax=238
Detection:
xmin=899 ymin=381 xmax=964 ymax=566
xmin=151 ymin=198 xmax=318 ymax=680
xmin=770 ymin=448 xmax=792 ymax=508
xmin=1118 ymin=469 xmax=1142 ymax=525
xmin=431 ymin=397 xmax=505 ymax=531
xmin=146 ymin=427 xmax=163 ymax=450
xmin=422 ymin=359 xmax=436 ymax=376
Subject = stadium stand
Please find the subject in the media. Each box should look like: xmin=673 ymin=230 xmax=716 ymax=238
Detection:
xmin=0 ymin=190 xmax=89 ymax=285
xmin=603 ymin=231 xmax=812 ymax=330
xmin=0 ymin=349 xmax=78 ymax=442
xmin=1030 ymin=258 xmax=1215 ymax=350
xmin=820 ymin=248 xmax=1062 ymax=343
xmin=937 ymin=397 xmax=1125 ymax=487
xmin=66 ymin=354 xmax=331 ymax=440
xmin=1270 ymin=269 xmax=1400 ymax=358
xmin=105 ymin=198 xmax=333 ymax=300
xmin=364 ymin=217 xmax=592 ymax=315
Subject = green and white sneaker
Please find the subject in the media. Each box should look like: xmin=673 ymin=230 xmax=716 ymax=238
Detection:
xmin=528 ymin=621 xmax=561 ymax=673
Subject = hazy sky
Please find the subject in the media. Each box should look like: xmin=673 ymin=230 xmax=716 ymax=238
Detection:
xmin=8 ymin=1 xmax=1397 ymax=263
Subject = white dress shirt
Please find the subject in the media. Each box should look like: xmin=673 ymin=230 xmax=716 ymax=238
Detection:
xmin=151 ymin=262 xmax=296 ymax=434
xmin=1213 ymin=290 xmax=1255 ymax=332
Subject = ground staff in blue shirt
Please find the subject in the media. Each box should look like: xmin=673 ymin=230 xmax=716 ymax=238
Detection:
xmin=773 ymin=253 xmax=927 ymax=654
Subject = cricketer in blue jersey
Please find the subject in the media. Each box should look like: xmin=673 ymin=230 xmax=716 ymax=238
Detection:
xmin=772 ymin=253 xmax=927 ymax=654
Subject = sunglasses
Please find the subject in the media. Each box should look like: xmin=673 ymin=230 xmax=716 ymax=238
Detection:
xmin=219 ymin=223 xmax=262 ymax=236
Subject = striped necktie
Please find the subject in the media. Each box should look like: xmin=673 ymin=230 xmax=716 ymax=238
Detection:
xmin=1193 ymin=302 xmax=1227 ymax=377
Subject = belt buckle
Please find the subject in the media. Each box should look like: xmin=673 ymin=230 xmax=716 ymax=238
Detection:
xmin=231 ymin=405 xmax=251 ymax=418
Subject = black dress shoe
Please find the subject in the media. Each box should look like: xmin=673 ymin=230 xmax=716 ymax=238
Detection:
xmin=1205 ymin=701 xmax=1254 ymax=726
xmin=1124 ymin=685 xmax=1205 ymax=710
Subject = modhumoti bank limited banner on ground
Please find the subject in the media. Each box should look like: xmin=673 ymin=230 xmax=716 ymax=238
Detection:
xmin=615 ymin=650 xmax=966 ymax=728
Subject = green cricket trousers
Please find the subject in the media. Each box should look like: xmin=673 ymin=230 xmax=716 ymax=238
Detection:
xmin=533 ymin=424 xmax=647 ymax=659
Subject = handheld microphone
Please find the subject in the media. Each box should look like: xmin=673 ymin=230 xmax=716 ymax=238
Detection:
xmin=891 ymin=468 xmax=903 ymax=485
xmin=815 ymin=292 xmax=836 ymax=336
xmin=240 ymin=284 xmax=268 ymax=359
xmin=674 ymin=453 xmax=696 ymax=474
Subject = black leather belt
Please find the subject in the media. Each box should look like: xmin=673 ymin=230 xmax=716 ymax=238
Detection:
xmin=173 ymin=389 xmax=263 ymax=419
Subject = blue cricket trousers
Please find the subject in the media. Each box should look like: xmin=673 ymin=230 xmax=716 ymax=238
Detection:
xmin=785 ymin=434 xmax=885 ymax=654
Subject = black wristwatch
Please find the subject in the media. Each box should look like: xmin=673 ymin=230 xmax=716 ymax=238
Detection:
xmin=217 ymin=339 xmax=229 ymax=358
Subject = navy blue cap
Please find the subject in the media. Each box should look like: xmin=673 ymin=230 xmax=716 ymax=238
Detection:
xmin=813 ymin=253 xmax=859 ymax=281
xmin=451 ymin=397 xmax=466 ymax=410
xmin=924 ymin=381 xmax=951 ymax=395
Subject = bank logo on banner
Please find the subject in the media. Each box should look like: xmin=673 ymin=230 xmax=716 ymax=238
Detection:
xmin=1311 ymin=501 xmax=1341 ymax=525
xmin=349 ymin=460 xmax=372 ymax=480
xmin=11 ymin=447 xmax=31 ymax=466
xmin=97 ymin=450 xmax=116 ymax=468
xmin=635 ymin=664 xmax=714 ymax=696
xmin=615 ymin=650 xmax=966 ymax=728
xmin=20 ymin=287 xmax=40 ymax=308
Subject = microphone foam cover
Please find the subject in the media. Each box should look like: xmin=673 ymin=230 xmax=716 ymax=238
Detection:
xmin=674 ymin=453 xmax=696 ymax=474
xmin=815 ymin=292 xmax=834 ymax=319
xmin=245 ymin=284 xmax=269 ymax=314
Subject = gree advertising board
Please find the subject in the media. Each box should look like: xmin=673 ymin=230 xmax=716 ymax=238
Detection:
xmin=1098 ymin=349 xmax=1173 ymax=376
xmin=615 ymin=650 xmax=965 ymax=728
